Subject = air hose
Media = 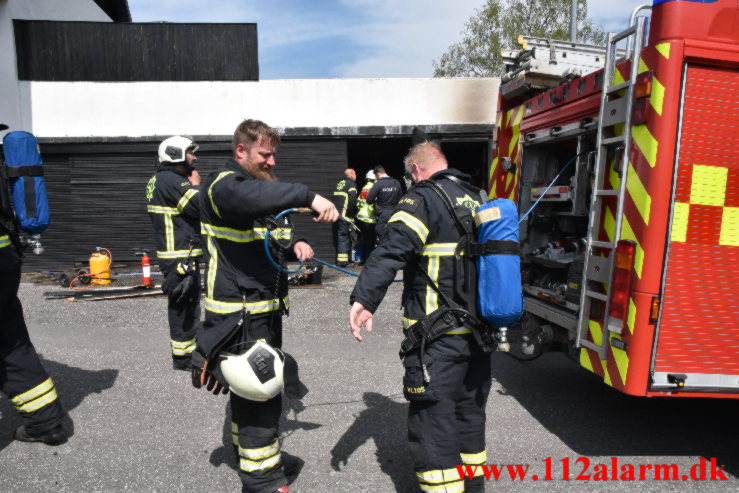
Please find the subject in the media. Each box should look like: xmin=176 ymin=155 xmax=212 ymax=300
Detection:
xmin=264 ymin=208 xmax=399 ymax=281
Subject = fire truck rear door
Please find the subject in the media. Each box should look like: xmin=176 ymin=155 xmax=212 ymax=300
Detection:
xmin=652 ymin=64 xmax=739 ymax=394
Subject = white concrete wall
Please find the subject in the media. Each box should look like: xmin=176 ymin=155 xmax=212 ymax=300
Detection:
xmin=28 ymin=77 xmax=500 ymax=138
xmin=0 ymin=0 xmax=111 ymax=135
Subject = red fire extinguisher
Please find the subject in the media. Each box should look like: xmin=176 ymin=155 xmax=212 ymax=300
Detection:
xmin=142 ymin=252 xmax=152 ymax=285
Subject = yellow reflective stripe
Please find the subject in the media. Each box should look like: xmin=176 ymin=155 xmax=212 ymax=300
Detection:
xmin=157 ymin=248 xmax=203 ymax=259
xmin=421 ymin=243 xmax=456 ymax=256
xmin=208 ymin=171 xmax=235 ymax=219
xmin=446 ymin=327 xmax=472 ymax=335
xmin=240 ymin=451 xmax=281 ymax=472
xmin=334 ymin=190 xmax=349 ymax=216
xmin=0 ymin=235 xmax=10 ymax=248
xmin=403 ymin=317 xmax=417 ymax=330
xmin=201 ymin=223 xmax=265 ymax=243
xmin=425 ymin=256 xmax=440 ymax=313
xmin=17 ymin=388 xmax=58 ymax=413
xmin=461 ymin=450 xmax=487 ymax=465
xmin=419 ymin=483 xmax=463 ymax=493
xmin=164 ymin=215 xmax=175 ymax=251
xmin=11 ymin=378 xmax=54 ymax=406
xmin=270 ymin=228 xmax=292 ymax=240
xmin=240 ymin=439 xmax=280 ymax=460
xmin=337 ymin=253 xmax=349 ymax=261
xmin=206 ymin=236 xmax=218 ymax=299
xmin=203 ymin=296 xmax=289 ymax=315
xmin=389 ymin=211 xmax=429 ymax=243
xmin=147 ymin=205 xmax=178 ymax=215
xmin=231 ymin=422 xmax=239 ymax=445
xmin=170 ymin=338 xmax=196 ymax=356
xmin=177 ymin=188 xmax=199 ymax=213
xmin=417 ymin=468 xmax=463 ymax=484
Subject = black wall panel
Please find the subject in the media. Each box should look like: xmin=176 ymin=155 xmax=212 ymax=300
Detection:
xmin=23 ymin=140 xmax=347 ymax=271
xmin=14 ymin=21 xmax=258 ymax=81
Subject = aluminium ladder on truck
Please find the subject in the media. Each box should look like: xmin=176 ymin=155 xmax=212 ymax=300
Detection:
xmin=575 ymin=16 xmax=648 ymax=359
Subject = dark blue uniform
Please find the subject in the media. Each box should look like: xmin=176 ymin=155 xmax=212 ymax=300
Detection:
xmin=1 ymin=225 xmax=67 ymax=440
xmin=331 ymin=176 xmax=358 ymax=266
xmin=351 ymin=168 xmax=492 ymax=493
xmin=146 ymin=166 xmax=203 ymax=367
xmin=366 ymin=175 xmax=402 ymax=242
xmin=198 ymin=158 xmax=316 ymax=493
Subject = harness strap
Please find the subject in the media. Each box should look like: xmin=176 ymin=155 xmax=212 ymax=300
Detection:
xmin=469 ymin=239 xmax=520 ymax=256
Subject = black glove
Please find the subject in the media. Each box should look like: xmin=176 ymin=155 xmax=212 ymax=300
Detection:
xmin=170 ymin=274 xmax=194 ymax=304
xmin=191 ymin=350 xmax=229 ymax=395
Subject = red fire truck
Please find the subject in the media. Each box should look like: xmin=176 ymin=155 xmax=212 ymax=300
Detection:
xmin=490 ymin=0 xmax=739 ymax=398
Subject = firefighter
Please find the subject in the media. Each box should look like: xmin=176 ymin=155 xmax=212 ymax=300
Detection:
xmin=366 ymin=165 xmax=402 ymax=242
xmin=192 ymin=119 xmax=338 ymax=493
xmin=146 ymin=136 xmax=203 ymax=370
xmin=332 ymin=168 xmax=358 ymax=267
xmin=355 ymin=170 xmax=377 ymax=263
xmin=1 ymin=139 xmax=70 ymax=445
xmin=349 ymin=142 xmax=492 ymax=493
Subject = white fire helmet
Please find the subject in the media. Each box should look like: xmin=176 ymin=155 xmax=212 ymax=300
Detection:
xmin=219 ymin=341 xmax=285 ymax=401
xmin=158 ymin=136 xmax=199 ymax=164
xmin=365 ymin=170 xmax=376 ymax=180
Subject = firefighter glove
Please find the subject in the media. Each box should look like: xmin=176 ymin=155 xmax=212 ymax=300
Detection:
xmin=170 ymin=274 xmax=195 ymax=304
xmin=191 ymin=350 xmax=229 ymax=395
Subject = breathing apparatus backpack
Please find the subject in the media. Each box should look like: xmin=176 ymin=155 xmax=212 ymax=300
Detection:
xmin=400 ymin=177 xmax=523 ymax=356
xmin=1 ymin=131 xmax=50 ymax=235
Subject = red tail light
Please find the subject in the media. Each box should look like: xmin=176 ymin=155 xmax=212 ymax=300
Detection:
xmin=608 ymin=240 xmax=636 ymax=332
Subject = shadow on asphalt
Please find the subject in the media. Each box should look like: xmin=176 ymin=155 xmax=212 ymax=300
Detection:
xmin=330 ymin=392 xmax=415 ymax=492
xmin=492 ymin=352 xmax=739 ymax=478
xmin=0 ymin=356 xmax=118 ymax=452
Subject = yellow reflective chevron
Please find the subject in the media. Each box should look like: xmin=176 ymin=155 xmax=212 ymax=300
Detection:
xmin=0 ymin=235 xmax=10 ymax=248
xmin=389 ymin=211 xmax=429 ymax=243
xmin=11 ymin=378 xmax=58 ymax=413
xmin=204 ymin=296 xmax=290 ymax=315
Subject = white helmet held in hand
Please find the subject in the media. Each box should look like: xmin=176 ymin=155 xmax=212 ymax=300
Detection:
xmin=158 ymin=135 xmax=198 ymax=164
xmin=365 ymin=170 xmax=376 ymax=180
xmin=219 ymin=341 xmax=285 ymax=401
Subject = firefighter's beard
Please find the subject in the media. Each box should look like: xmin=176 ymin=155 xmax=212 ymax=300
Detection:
xmin=245 ymin=158 xmax=277 ymax=181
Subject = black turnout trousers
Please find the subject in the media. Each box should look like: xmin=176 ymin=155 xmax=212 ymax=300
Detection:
xmin=404 ymin=333 xmax=492 ymax=493
xmin=163 ymin=266 xmax=201 ymax=363
xmin=0 ymin=268 xmax=66 ymax=434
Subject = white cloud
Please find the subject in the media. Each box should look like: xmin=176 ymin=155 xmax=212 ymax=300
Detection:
xmin=588 ymin=0 xmax=653 ymax=33
xmin=334 ymin=0 xmax=485 ymax=78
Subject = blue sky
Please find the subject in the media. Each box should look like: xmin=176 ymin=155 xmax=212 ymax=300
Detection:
xmin=127 ymin=0 xmax=652 ymax=79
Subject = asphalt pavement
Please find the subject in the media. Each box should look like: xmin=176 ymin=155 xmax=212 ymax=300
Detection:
xmin=1 ymin=266 xmax=737 ymax=492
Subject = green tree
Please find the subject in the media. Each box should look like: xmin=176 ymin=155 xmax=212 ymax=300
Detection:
xmin=433 ymin=0 xmax=606 ymax=77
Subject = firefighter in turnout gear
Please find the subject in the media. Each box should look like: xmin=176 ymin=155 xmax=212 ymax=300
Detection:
xmin=146 ymin=136 xmax=203 ymax=370
xmin=332 ymin=168 xmax=358 ymax=266
xmin=365 ymin=165 xmax=402 ymax=242
xmin=350 ymin=142 xmax=492 ymax=493
xmin=1 ymin=129 xmax=70 ymax=446
xmin=193 ymin=119 xmax=338 ymax=493
xmin=356 ymin=170 xmax=377 ymax=263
